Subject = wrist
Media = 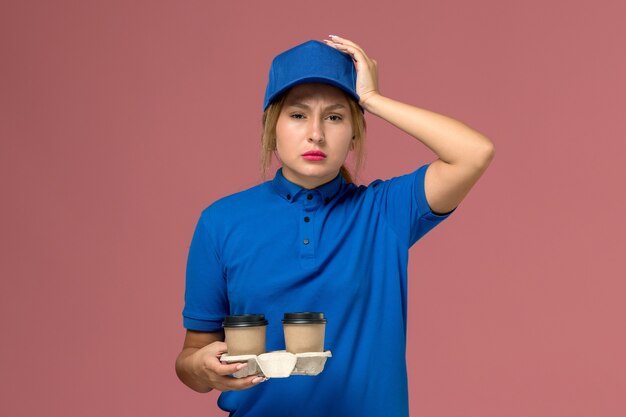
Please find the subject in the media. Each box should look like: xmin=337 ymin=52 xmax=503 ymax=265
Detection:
xmin=359 ymin=92 xmax=384 ymax=115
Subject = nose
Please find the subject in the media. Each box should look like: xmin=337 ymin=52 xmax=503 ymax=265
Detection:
xmin=307 ymin=117 xmax=324 ymax=143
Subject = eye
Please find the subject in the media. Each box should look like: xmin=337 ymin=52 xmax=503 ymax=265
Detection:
xmin=290 ymin=113 xmax=305 ymax=119
xmin=327 ymin=114 xmax=343 ymax=121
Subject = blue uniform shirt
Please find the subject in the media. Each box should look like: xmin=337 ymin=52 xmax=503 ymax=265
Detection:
xmin=183 ymin=164 xmax=452 ymax=417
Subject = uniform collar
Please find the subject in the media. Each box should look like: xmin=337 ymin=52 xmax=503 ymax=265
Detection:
xmin=271 ymin=168 xmax=345 ymax=204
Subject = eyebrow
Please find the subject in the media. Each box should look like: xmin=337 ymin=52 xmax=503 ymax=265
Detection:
xmin=286 ymin=102 xmax=347 ymax=111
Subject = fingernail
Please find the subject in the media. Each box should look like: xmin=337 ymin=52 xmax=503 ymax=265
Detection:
xmin=329 ymin=34 xmax=339 ymax=38
xmin=236 ymin=363 xmax=248 ymax=370
xmin=252 ymin=377 xmax=265 ymax=384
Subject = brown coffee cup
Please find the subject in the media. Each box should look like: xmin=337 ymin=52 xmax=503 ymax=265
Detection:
xmin=222 ymin=314 xmax=268 ymax=356
xmin=282 ymin=312 xmax=327 ymax=353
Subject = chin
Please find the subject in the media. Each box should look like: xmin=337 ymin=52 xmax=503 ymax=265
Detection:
xmin=303 ymin=168 xmax=338 ymax=179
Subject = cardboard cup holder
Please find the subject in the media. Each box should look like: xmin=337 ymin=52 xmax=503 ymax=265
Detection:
xmin=221 ymin=350 xmax=332 ymax=378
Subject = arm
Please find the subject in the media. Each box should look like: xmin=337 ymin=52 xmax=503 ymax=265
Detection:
xmin=177 ymin=214 xmax=265 ymax=392
xmin=324 ymin=35 xmax=495 ymax=214
xmin=361 ymin=95 xmax=494 ymax=214
xmin=175 ymin=330 xmax=265 ymax=393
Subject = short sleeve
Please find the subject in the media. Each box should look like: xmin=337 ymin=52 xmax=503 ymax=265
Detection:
xmin=182 ymin=209 xmax=229 ymax=331
xmin=372 ymin=163 xmax=454 ymax=248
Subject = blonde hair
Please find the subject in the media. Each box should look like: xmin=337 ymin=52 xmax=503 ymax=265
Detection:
xmin=261 ymin=90 xmax=366 ymax=184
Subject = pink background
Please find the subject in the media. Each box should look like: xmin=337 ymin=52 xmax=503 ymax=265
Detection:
xmin=1 ymin=1 xmax=625 ymax=416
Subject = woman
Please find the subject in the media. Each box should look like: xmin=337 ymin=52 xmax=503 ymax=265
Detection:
xmin=176 ymin=35 xmax=494 ymax=416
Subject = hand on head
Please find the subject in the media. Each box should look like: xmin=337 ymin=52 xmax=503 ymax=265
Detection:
xmin=322 ymin=35 xmax=379 ymax=109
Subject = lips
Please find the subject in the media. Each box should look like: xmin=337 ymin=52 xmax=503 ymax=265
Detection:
xmin=302 ymin=150 xmax=327 ymax=161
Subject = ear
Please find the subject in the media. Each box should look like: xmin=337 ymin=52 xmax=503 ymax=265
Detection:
xmin=349 ymin=135 xmax=356 ymax=151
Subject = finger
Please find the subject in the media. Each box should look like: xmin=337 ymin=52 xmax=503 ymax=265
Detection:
xmin=216 ymin=375 xmax=268 ymax=391
xmin=323 ymin=40 xmax=370 ymax=65
xmin=327 ymin=35 xmax=365 ymax=55
xmin=233 ymin=375 xmax=268 ymax=389
xmin=206 ymin=341 xmax=228 ymax=355
xmin=211 ymin=359 xmax=249 ymax=376
xmin=324 ymin=38 xmax=362 ymax=56
xmin=322 ymin=40 xmax=361 ymax=63
xmin=326 ymin=37 xmax=370 ymax=65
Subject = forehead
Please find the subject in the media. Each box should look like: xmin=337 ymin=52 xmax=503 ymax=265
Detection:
xmin=284 ymin=83 xmax=349 ymax=105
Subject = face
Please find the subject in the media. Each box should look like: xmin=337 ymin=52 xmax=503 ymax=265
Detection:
xmin=275 ymin=83 xmax=354 ymax=189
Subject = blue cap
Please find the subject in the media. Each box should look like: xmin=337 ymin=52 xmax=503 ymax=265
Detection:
xmin=263 ymin=40 xmax=361 ymax=111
